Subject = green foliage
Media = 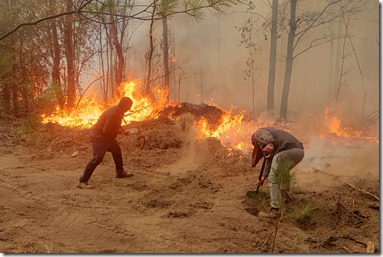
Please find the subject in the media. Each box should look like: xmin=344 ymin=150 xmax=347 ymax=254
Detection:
xmin=287 ymin=203 xmax=315 ymax=225
xmin=275 ymin=160 xmax=296 ymax=198
xmin=245 ymin=190 xmax=269 ymax=214
xmin=182 ymin=0 xmax=243 ymax=20
xmin=182 ymin=0 xmax=206 ymax=20
xmin=158 ymin=0 xmax=179 ymax=16
xmin=246 ymin=190 xmax=268 ymax=202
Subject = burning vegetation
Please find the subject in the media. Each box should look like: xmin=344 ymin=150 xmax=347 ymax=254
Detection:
xmin=38 ymin=79 xmax=378 ymax=158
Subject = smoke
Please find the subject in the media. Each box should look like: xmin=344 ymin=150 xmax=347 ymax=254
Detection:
xmin=157 ymin=2 xmax=379 ymax=118
xmin=174 ymin=113 xmax=210 ymax=166
xmin=299 ymin=133 xmax=379 ymax=181
xmin=125 ymin=2 xmax=379 ymax=183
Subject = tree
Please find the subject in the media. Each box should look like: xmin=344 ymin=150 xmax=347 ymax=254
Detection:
xmin=266 ymin=0 xmax=278 ymax=116
xmin=278 ymin=0 xmax=296 ymax=121
xmin=49 ymin=17 xmax=65 ymax=110
xmin=105 ymin=0 xmax=132 ymax=97
xmin=160 ymin=10 xmax=170 ymax=100
xmin=236 ymin=1 xmax=258 ymax=119
xmin=277 ymin=0 xmax=367 ymax=121
xmin=144 ymin=0 xmax=157 ymax=96
xmin=0 ymin=0 xmax=244 ymax=115
xmin=143 ymin=0 xmax=244 ymax=100
xmin=0 ymin=53 xmax=12 ymax=115
xmin=63 ymin=0 xmax=76 ymax=109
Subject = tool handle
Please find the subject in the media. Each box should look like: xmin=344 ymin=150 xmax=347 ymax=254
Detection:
xmin=256 ymin=157 xmax=267 ymax=192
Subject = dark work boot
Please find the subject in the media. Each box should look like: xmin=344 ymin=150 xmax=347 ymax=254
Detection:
xmin=115 ymin=170 xmax=134 ymax=178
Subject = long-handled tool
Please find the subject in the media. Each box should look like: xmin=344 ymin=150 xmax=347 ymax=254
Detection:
xmin=256 ymin=157 xmax=267 ymax=193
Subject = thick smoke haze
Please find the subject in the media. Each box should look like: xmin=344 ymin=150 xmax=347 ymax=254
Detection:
xmin=128 ymin=1 xmax=379 ymax=123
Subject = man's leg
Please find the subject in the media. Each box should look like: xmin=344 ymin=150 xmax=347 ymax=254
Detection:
xmin=108 ymin=139 xmax=123 ymax=172
xmin=108 ymin=140 xmax=133 ymax=178
xmin=79 ymin=139 xmax=107 ymax=183
xmin=268 ymin=148 xmax=304 ymax=208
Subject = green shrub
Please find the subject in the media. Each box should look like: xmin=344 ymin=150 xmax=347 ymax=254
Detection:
xmin=288 ymin=203 xmax=315 ymax=225
xmin=275 ymin=160 xmax=296 ymax=201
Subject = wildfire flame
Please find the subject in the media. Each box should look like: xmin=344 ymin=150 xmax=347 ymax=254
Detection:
xmin=41 ymin=79 xmax=168 ymax=128
xmin=194 ymin=111 xmax=249 ymax=150
xmin=193 ymin=109 xmax=275 ymax=152
xmin=320 ymin=107 xmax=378 ymax=143
xmin=41 ymin=79 xmax=377 ymax=158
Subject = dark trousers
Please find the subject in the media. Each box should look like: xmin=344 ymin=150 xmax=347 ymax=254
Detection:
xmin=79 ymin=137 xmax=123 ymax=182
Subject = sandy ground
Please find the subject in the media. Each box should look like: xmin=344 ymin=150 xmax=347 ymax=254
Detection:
xmin=0 ymin=113 xmax=379 ymax=253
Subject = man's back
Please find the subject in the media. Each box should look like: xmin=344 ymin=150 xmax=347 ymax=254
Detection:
xmin=91 ymin=105 xmax=123 ymax=139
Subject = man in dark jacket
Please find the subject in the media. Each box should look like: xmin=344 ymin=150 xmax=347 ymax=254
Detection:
xmin=251 ymin=127 xmax=304 ymax=217
xmin=77 ymin=97 xmax=134 ymax=189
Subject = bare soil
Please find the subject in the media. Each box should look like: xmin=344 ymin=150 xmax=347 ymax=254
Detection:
xmin=0 ymin=109 xmax=379 ymax=254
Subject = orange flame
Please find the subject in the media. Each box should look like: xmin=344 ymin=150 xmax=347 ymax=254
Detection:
xmin=41 ymin=80 xmax=378 ymax=158
xmin=320 ymin=107 xmax=378 ymax=143
xmin=193 ymin=109 xmax=272 ymax=152
xmin=41 ymin=79 xmax=169 ymax=128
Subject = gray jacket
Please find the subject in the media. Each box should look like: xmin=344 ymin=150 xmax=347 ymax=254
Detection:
xmin=251 ymin=127 xmax=304 ymax=178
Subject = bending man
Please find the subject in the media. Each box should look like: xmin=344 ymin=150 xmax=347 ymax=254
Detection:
xmin=251 ymin=127 xmax=304 ymax=217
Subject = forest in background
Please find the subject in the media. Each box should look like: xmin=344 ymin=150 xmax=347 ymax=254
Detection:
xmin=0 ymin=0 xmax=379 ymax=126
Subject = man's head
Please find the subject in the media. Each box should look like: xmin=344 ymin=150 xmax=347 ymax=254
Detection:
xmin=117 ymin=97 xmax=133 ymax=113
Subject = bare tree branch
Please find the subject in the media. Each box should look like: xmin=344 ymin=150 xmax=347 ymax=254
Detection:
xmin=0 ymin=0 xmax=243 ymax=40
xmin=293 ymin=35 xmax=340 ymax=59
xmin=0 ymin=0 xmax=94 ymax=41
xmin=293 ymin=0 xmax=342 ymax=51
